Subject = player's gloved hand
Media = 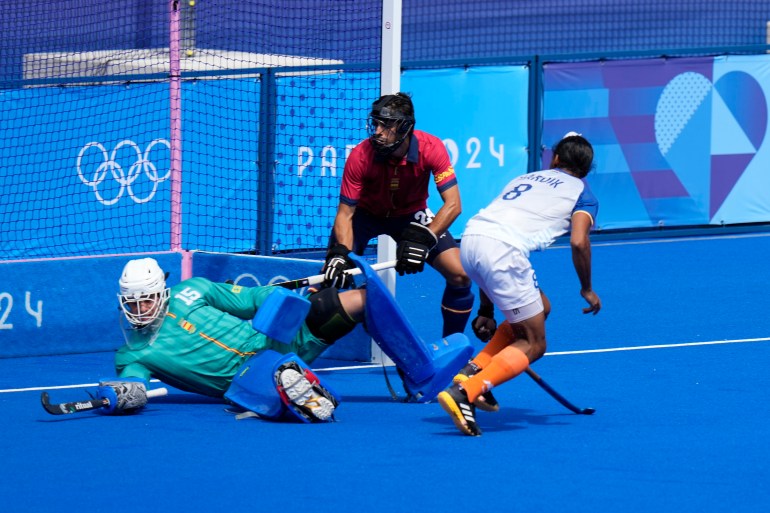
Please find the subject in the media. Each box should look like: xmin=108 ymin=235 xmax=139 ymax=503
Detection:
xmin=323 ymin=244 xmax=355 ymax=289
xmin=396 ymin=222 xmax=438 ymax=275
xmin=95 ymin=379 xmax=148 ymax=415
xmin=471 ymin=304 xmax=496 ymax=342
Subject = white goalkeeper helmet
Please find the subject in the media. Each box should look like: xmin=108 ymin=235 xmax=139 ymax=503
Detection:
xmin=118 ymin=258 xmax=170 ymax=329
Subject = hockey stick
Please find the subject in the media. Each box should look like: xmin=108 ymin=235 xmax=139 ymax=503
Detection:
xmin=40 ymin=387 xmax=168 ymax=415
xmin=524 ymin=368 xmax=595 ymax=415
xmin=272 ymin=259 xmax=397 ymax=290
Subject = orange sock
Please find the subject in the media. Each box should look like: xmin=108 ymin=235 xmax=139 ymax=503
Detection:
xmin=462 ymin=345 xmax=529 ymax=404
xmin=472 ymin=321 xmax=515 ymax=368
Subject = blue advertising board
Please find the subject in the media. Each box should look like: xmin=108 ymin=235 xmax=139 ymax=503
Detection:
xmin=543 ymin=54 xmax=770 ymax=229
xmin=6 ymin=55 xmax=770 ymax=265
xmin=181 ymin=79 xmax=263 ymax=253
xmin=403 ymin=66 xmax=531 ymax=235
xmin=271 ymin=72 xmax=380 ymax=251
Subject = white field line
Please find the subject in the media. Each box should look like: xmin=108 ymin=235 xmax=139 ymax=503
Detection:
xmin=3 ymin=337 xmax=769 ymax=393
xmin=316 ymin=336 xmax=770 ymax=371
xmin=1 ymin=378 xmax=162 ymax=394
xmin=549 ymin=230 xmax=770 ymax=250
xmin=544 ymin=336 xmax=770 ymax=355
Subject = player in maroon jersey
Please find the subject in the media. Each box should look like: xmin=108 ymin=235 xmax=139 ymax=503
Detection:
xmin=323 ymin=92 xmax=474 ymax=338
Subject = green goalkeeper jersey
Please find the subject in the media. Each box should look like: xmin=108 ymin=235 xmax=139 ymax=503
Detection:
xmin=115 ymin=277 xmax=329 ymax=397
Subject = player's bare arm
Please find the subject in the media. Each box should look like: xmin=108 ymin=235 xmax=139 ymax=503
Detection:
xmin=570 ymin=211 xmax=601 ymax=314
xmin=331 ymin=202 xmax=357 ymax=250
xmin=427 ymin=184 xmax=462 ymax=237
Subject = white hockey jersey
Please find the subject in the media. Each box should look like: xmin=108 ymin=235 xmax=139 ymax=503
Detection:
xmin=463 ymin=168 xmax=599 ymax=256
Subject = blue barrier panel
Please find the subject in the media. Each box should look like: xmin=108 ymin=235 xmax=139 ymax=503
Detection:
xmin=0 ymin=251 xmax=372 ymax=361
xmin=0 ymin=253 xmax=181 ymax=358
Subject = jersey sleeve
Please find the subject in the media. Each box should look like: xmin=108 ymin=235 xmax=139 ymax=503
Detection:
xmin=339 ymin=144 xmax=366 ymax=207
xmin=424 ymin=134 xmax=457 ymax=193
xmin=572 ymin=182 xmax=599 ymax=224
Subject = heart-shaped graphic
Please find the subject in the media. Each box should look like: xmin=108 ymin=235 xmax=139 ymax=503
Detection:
xmin=655 ymin=70 xmax=767 ymax=219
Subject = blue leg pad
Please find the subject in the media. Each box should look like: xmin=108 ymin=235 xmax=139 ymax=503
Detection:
xmin=348 ymin=254 xmax=473 ymax=402
xmin=399 ymin=333 xmax=473 ymax=403
xmin=225 ymin=350 xmax=287 ymax=419
xmin=252 ymin=288 xmax=311 ymax=344
xmin=225 ymin=350 xmax=340 ymax=422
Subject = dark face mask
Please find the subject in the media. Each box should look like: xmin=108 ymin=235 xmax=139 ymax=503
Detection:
xmin=367 ymin=112 xmax=414 ymax=157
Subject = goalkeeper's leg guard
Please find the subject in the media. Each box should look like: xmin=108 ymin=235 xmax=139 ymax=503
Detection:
xmin=347 ymin=253 xmax=473 ymax=402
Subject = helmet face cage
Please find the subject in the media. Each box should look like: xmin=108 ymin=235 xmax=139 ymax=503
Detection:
xmin=119 ymin=289 xmax=170 ymax=329
xmin=117 ymin=258 xmax=170 ymax=329
xmin=367 ymin=97 xmax=415 ymax=157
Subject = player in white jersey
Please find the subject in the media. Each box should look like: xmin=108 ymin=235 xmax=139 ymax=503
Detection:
xmin=438 ymin=132 xmax=602 ymax=436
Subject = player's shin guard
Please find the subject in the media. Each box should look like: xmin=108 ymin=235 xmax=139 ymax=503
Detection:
xmin=225 ymin=350 xmax=340 ymax=423
xmin=347 ymin=253 xmax=473 ymax=402
xmin=440 ymin=284 xmax=474 ymax=337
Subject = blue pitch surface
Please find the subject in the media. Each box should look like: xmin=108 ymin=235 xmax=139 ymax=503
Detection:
xmin=2 ymin=232 xmax=770 ymax=512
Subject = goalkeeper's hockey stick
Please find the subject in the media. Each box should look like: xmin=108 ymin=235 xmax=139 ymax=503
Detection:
xmin=40 ymin=387 xmax=168 ymax=415
xmin=273 ymin=260 xmax=397 ymax=290
xmin=525 ymin=368 xmax=595 ymax=415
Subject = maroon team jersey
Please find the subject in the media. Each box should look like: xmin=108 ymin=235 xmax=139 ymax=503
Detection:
xmin=340 ymin=130 xmax=458 ymax=217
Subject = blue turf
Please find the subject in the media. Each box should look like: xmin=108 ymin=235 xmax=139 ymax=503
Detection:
xmin=2 ymin=233 xmax=770 ymax=512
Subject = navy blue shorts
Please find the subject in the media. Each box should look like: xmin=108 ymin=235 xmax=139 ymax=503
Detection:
xmin=330 ymin=208 xmax=458 ymax=264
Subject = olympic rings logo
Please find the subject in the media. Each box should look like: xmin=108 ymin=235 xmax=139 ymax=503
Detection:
xmin=230 ymin=274 xmax=292 ymax=288
xmin=77 ymin=139 xmax=171 ymax=205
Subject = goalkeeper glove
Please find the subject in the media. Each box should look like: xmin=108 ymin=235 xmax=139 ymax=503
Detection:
xmin=96 ymin=380 xmax=148 ymax=415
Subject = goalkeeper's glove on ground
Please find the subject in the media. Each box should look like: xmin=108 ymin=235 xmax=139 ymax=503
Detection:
xmin=96 ymin=379 xmax=148 ymax=415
